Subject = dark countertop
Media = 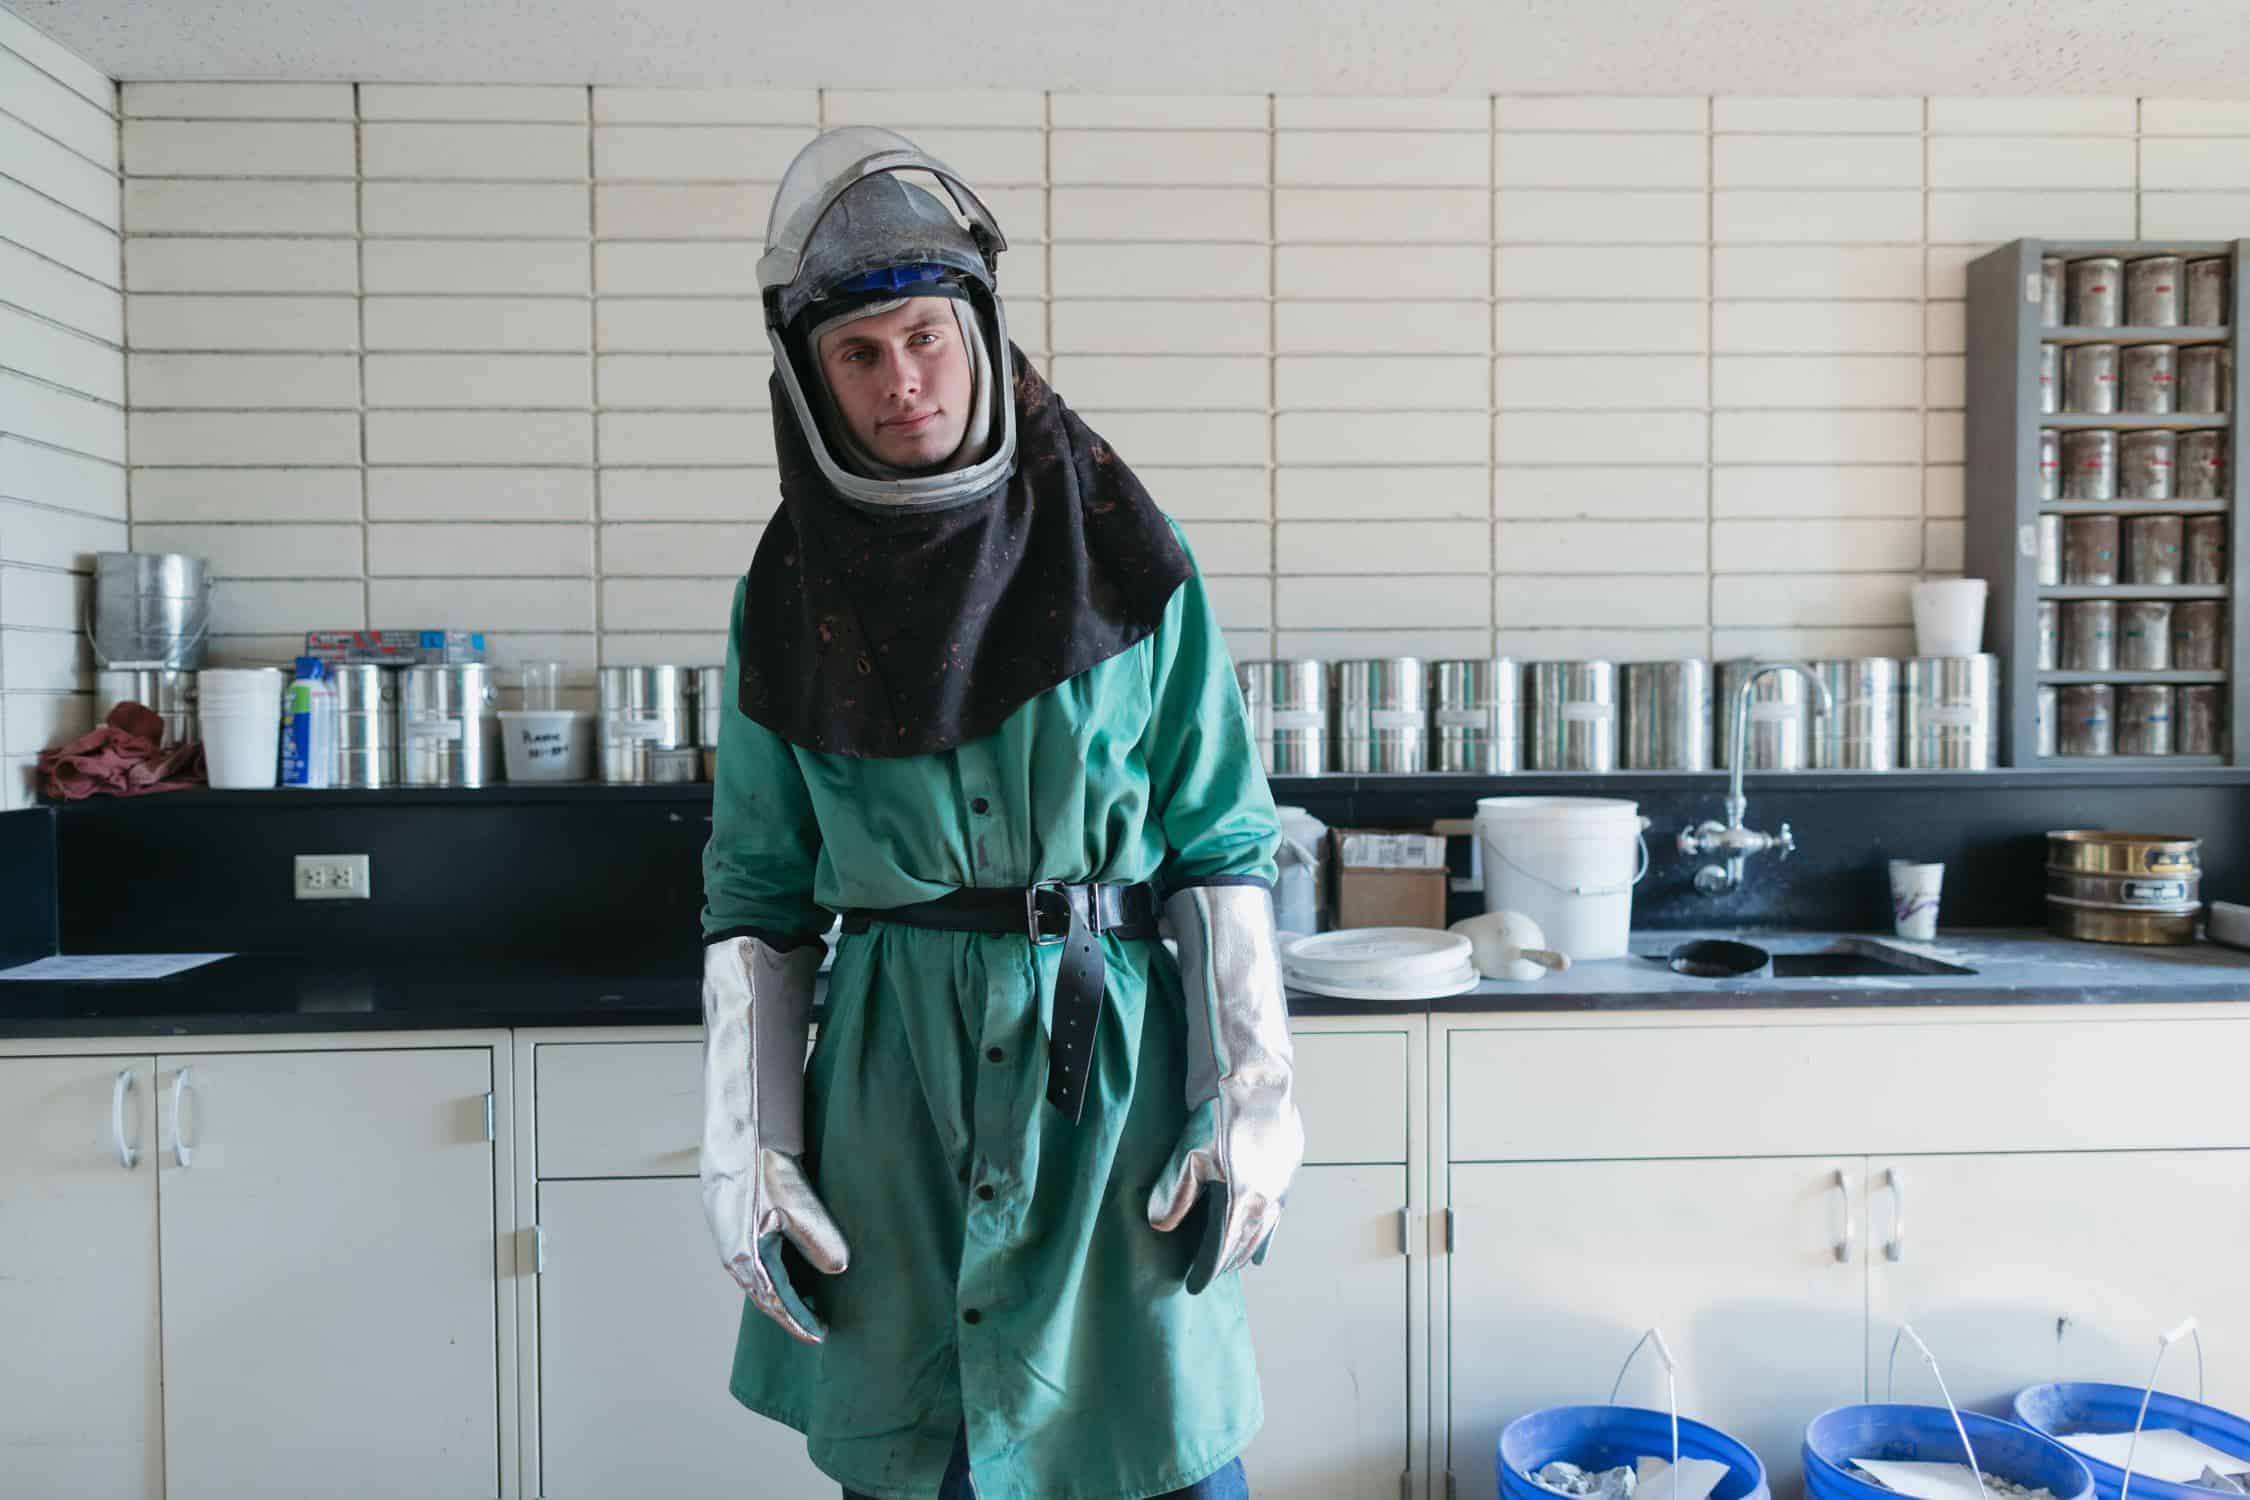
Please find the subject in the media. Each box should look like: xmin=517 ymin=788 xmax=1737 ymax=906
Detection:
xmin=4 ymin=929 xmax=2250 ymax=1040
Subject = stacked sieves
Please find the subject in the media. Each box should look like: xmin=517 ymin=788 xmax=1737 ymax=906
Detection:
xmin=333 ymin=663 xmax=398 ymax=788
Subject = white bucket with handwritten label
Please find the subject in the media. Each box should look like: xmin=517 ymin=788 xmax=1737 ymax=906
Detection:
xmin=499 ymin=709 xmax=594 ymax=782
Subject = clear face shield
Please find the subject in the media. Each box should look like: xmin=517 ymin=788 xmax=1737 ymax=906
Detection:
xmin=759 ymin=127 xmax=1018 ymax=513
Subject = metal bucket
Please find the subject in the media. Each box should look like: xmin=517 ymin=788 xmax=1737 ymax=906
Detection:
xmin=2062 ymin=343 xmax=2117 ymax=413
xmin=1901 ymin=655 xmax=1998 ymax=770
xmin=2116 ymin=683 xmax=2175 ymax=756
xmin=1238 ymin=660 xmax=1329 ymax=776
xmin=2186 ymin=258 xmax=2230 ymax=326
xmin=2057 ymin=683 xmax=2115 ymax=757
xmin=1526 ymin=661 xmax=1618 ymax=772
xmin=1810 ymin=657 xmax=1899 ymax=771
xmin=2178 ymin=684 xmax=2225 ymax=756
xmin=1335 ymin=658 xmax=1427 ymax=774
xmin=1620 ymin=659 xmax=1711 ymax=771
xmin=332 ymin=663 xmax=397 ymax=789
xmin=1716 ymin=658 xmax=1814 ymax=770
xmin=1431 ymin=658 xmax=1520 ymax=773
xmin=696 ymin=665 xmax=726 ymax=748
xmin=399 ymin=663 xmax=501 ymax=787
xmin=2121 ymin=343 xmax=2176 ymax=413
xmin=599 ymin=665 xmax=695 ymax=783
xmin=2126 ymin=255 xmax=2184 ymax=327
xmin=2065 ymin=256 xmax=2122 ymax=327
xmin=2179 ymin=345 xmax=2232 ymax=413
xmin=2045 ymin=829 xmax=2200 ymax=944
xmin=94 ymin=666 xmax=197 ymax=748
xmin=92 ymin=551 xmax=211 ymax=669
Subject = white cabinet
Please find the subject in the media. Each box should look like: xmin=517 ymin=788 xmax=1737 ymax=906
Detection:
xmin=0 ymin=1054 xmax=164 ymax=1499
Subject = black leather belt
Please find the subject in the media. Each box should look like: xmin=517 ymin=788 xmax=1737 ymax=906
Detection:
xmin=839 ymin=882 xmax=1159 ymax=1124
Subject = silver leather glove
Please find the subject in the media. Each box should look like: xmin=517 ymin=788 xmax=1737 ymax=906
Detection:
xmin=1147 ymin=883 xmax=1305 ymax=1292
xmin=700 ymin=933 xmax=849 ymax=1344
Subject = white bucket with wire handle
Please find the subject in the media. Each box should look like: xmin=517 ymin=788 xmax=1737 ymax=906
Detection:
xmin=1473 ymin=796 xmax=1650 ymax=961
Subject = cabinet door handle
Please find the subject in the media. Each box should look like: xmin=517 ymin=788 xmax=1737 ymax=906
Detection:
xmin=112 ymin=1067 xmax=140 ymax=1170
xmin=1831 ymin=1168 xmax=1854 ymax=1263
xmin=1884 ymin=1167 xmax=1906 ymax=1262
xmin=1398 ymin=1208 xmax=1411 ymax=1257
xmin=170 ymin=1066 xmax=195 ymax=1168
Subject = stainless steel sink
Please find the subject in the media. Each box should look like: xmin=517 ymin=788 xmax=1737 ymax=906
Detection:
xmin=1767 ymin=938 xmax=1975 ymax=978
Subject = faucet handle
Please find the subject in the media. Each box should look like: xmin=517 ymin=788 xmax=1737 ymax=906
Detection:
xmin=1776 ymin=822 xmax=1796 ymax=859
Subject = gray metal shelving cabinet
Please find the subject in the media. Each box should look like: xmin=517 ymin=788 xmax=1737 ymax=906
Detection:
xmin=1965 ymin=238 xmax=2248 ymax=766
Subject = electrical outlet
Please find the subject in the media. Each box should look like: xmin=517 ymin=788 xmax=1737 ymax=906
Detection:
xmin=294 ymin=854 xmax=371 ymax=901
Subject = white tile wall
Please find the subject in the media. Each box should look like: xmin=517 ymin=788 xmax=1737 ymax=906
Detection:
xmin=0 ymin=12 xmax=123 ymax=806
xmin=105 ymin=81 xmax=2250 ymax=703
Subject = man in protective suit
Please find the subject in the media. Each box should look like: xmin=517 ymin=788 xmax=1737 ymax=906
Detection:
xmin=700 ymin=126 xmax=1303 ymax=1500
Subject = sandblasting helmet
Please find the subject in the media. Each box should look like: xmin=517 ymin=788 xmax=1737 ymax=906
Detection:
xmin=758 ymin=126 xmax=1017 ymax=512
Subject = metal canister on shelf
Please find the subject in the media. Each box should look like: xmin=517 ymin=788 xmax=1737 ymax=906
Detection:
xmin=2036 ymin=514 xmax=2062 ymax=585
xmin=2061 ymin=429 xmax=2116 ymax=499
xmin=1716 ymin=658 xmax=1815 ymax=771
xmin=2039 ymin=428 xmax=2062 ymax=500
xmin=2062 ymin=343 xmax=2118 ymax=413
xmin=1431 ymin=657 xmax=1521 ymax=773
xmin=2037 ymin=599 xmax=2061 ymax=670
xmin=2118 ymin=430 xmax=2174 ymax=500
xmin=2060 ymin=600 xmax=2117 ymax=671
xmin=2123 ymin=514 xmax=2184 ymax=585
xmin=695 ymin=665 xmax=725 ymax=747
xmin=2186 ymin=515 xmax=2228 ymax=585
xmin=2117 ymin=601 xmax=2173 ymax=671
xmin=1526 ymin=660 xmax=1618 ymax=772
xmin=2172 ymin=601 xmax=2226 ymax=671
xmin=2179 ymin=346 xmax=2232 ymax=414
xmin=2057 ymin=684 xmax=2115 ymax=757
xmin=2066 ymin=256 xmax=2123 ymax=327
xmin=2062 ymin=514 xmax=2119 ymax=585
xmin=598 ymin=665 xmax=695 ymax=783
xmin=1810 ymin=657 xmax=1899 ymax=771
xmin=1901 ymin=655 xmax=1999 ymax=770
xmin=2125 ymin=255 xmax=2184 ymax=327
xmin=2185 ymin=257 xmax=2230 ymax=326
xmin=2040 ymin=256 xmax=2065 ymax=327
xmin=1620 ymin=659 xmax=1711 ymax=771
xmin=1238 ymin=660 xmax=1329 ymax=776
xmin=2117 ymin=684 xmax=2175 ymax=757
xmin=2177 ymin=684 xmax=2225 ymax=756
xmin=2178 ymin=430 xmax=2228 ymax=500
xmin=2120 ymin=343 xmax=2176 ymax=414
xmin=399 ymin=663 xmax=501 ymax=787
xmin=331 ymin=663 xmax=396 ymax=789
xmin=1335 ymin=657 xmax=1428 ymax=774
xmin=2036 ymin=684 xmax=2059 ymax=758
xmin=2038 ymin=342 xmax=2060 ymax=414
xmin=94 ymin=666 xmax=197 ymax=749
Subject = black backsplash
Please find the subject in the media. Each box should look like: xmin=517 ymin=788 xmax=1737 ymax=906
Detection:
xmin=50 ymin=770 xmax=2250 ymax=960
xmin=0 ymin=807 xmax=58 ymax=967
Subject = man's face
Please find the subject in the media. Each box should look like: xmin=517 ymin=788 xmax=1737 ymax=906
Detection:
xmin=815 ymin=297 xmax=975 ymax=471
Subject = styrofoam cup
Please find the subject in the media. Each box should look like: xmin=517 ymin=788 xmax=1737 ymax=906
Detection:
xmin=1888 ymin=859 xmax=1944 ymax=941
xmin=1910 ymin=579 xmax=1988 ymax=657
xmin=203 ymin=701 xmax=282 ymax=789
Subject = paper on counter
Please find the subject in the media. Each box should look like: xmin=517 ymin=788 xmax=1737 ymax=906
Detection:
xmin=0 ymin=953 xmax=234 ymax=981
xmin=1636 ymin=1455 xmax=1732 ymax=1500
xmin=2061 ymin=1429 xmax=2250 ymax=1485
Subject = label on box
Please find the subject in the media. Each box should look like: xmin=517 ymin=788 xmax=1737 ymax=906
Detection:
xmin=1337 ymin=832 xmax=1447 ymax=869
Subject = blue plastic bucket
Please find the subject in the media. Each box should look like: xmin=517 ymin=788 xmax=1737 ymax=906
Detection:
xmin=1805 ymin=1405 xmax=2094 ymax=1500
xmin=1499 ymin=1404 xmax=1771 ymax=1500
xmin=2014 ymin=1382 xmax=2250 ymax=1500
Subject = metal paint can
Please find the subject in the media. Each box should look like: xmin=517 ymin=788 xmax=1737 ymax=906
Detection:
xmin=1238 ymin=659 xmax=1330 ymax=776
xmin=2123 ymin=514 xmax=2184 ymax=585
xmin=2178 ymin=430 xmax=2228 ymax=500
xmin=2061 ymin=428 xmax=2117 ymax=499
xmin=695 ymin=665 xmax=725 ymax=749
xmin=2037 ymin=599 xmax=2060 ymax=670
xmin=2171 ymin=601 xmax=2226 ymax=671
xmin=2061 ymin=599 xmax=2117 ymax=671
xmin=1717 ymin=658 xmax=1816 ymax=771
xmin=2061 ymin=513 xmax=2119 ymax=585
xmin=1620 ymin=658 xmax=1712 ymax=771
xmin=331 ymin=662 xmax=397 ymax=789
xmin=2036 ymin=684 xmax=2059 ymax=757
xmin=2186 ymin=515 xmax=2228 ymax=585
xmin=598 ymin=665 xmax=695 ymax=783
xmin=94 ymin=666 xmax=197 ymax=749
xmin=2118 ymin=429 xmax=2174 ymax=500
xmin=2038 ymin=342 xmax=2060 ymax=413
xmin=400 ymin=663 xmax=502 ymax=787
xmin=2179 ymin=345 xmax=2231 ymax=413
xmin=2117 ymin=600 xmax=2173 ymax=671
xmin=2039 ymin=428 xmax=2061 ymax=500
xmin=2125 ymin=256 xmax=2184 ymax=327
xmin=2057 ymin=684 xmax=2115 ymax=757
xmin=2036 ymin=513 xmax=2063 ymax=585
xmin=2185 ymin=257 xmax=2230 ymax=326
xmin=2120 ymin=343 xmax=2176 ymax=413
xmin=2117 ymin=684 xmax=2175 ymax=757
xmin=1809 ymin=657 xmax=1898 ymax=771
xmin=2063 ymin=343 xmax=2118 ymax=412
xmin=2177 ymin=684 xmax=2224 ymax=757
xmin=2066 ymin=256 xmax=2123 ymax=327
xmin=1526 ymin=660 xmax=1619 ymax=772
xmin=1901 ymin=655 xmax=1999 ymax=770
xmin=1431 ymin=657 xmax=1521 ymax=773
xmin=1335 ymin=657 xmax=1429 ymax=774
xmin=2041 ymin=256 xmax=2066 ymax=327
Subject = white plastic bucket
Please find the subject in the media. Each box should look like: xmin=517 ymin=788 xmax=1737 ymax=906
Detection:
xmin=1274 ymin=804 xmax=1329 ymax=935
xmin=499 ymin=709 xmax=594 ymax=781
xmin=1472 ymin=796 xmax=1649 ymax=960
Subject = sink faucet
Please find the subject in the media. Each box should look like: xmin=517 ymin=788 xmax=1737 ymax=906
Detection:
xmin=1678 ymin=660 xmax=1834 ymax=895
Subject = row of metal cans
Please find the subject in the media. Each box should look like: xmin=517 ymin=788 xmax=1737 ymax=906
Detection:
xmin=2036 ymin=511 xmax=2224 ymax=586
xmin=2037 ymin=341 xmax=2230 ymax=414
xmin=2041 ymin=427 xmax=2227 ymax=501
xmin=1235 ymin=655 xmax=2000 ymax=774
xmin=2040 ymin=254 xmax=2230 ymax=328
xmin=2038 ymin=598 xmax=2225 ymax=673
xmin=2042 ymin=683 xmax=2223 ymax=758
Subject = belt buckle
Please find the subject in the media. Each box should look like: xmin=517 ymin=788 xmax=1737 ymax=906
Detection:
xmin=1027 ymin=880 xmax=1072 ymax=946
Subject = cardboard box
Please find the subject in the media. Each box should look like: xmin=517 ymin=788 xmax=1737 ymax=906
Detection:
xmin=1330 ymin=827 xmax=1449 ymax=930
xmin=305 ymin=629 xmax=487 ymax=665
